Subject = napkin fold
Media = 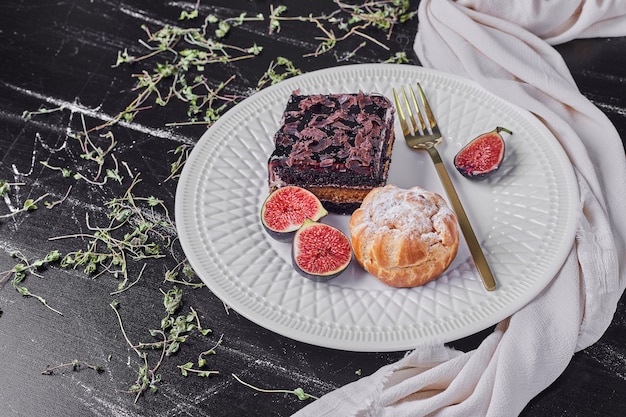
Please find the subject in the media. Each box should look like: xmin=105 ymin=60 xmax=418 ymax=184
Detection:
xmin=292 ymin=1 xmax=626 ymax=416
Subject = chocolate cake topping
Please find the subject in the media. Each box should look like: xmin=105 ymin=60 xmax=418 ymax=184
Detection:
xmin=270 ymin=92 xmax=392 ymax=170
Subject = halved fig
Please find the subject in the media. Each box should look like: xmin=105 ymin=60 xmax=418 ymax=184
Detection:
xmin=261 ymin=186 xmax=328 ymax=241
xmin=454 ymin=127 xmax=512 ymax=179
xmin=292 ymin=219 xmax=352 ymax=281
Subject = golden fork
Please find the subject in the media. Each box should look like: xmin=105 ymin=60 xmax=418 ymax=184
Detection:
xmin=392 ymin=83 xmax=496 ymax=291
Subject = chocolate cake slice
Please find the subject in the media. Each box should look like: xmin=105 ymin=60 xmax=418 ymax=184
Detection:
xmin=268 ymin=91 xmax=395 ymax=214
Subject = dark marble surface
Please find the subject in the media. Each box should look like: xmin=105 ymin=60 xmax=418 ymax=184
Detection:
xmin=0 ymin=1 xmax=624 ymax=416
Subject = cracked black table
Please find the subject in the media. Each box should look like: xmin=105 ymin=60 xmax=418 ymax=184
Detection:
xmin=1 ymin=1 xmax=625 ymax=416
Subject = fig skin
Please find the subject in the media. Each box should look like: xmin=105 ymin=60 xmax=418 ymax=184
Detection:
xmin=292 ymin=219 xmax=352 ymax=281
xmin=261 ymin=186 xmax=328 ymax=242
xmin=454 ymin=127 xmax=512 ymax=179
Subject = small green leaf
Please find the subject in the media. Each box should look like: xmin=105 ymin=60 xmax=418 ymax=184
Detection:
xmin=12 ymin=272 xmax=26 ymax=283
xmin=147 ymin=196 xmax=162 ymax=207
xmin=248 ymin=43 xmax=263 ymax=55
xmin=84 ymin=262 xmax=97 ymax=274
xmin=0 ymin=181 xmax=9 ymax=197
xmin=163 ymin=286 xmax=183 ymax=315
xmin=106 ymin=169 xmax=123 ymax=184
xmin=182 ymin=263 xmax=194 ymax=277
xmin=165 ymin=341 xmax=180 ymax=356
xmin=293 ymin=388 xmax=310 ymax=401
xmin=16 ymin=286 xmax=31 ymax=296
xmin=215 ymin=21 xmax=231 ymax=38
xmin=44 ymin=250 xmax=61 ymax=263
xmin=179 ymin=9 xmax=198 ymax=20
xmin=161 ymin=316 xmax=173 ymax=330
xmin=60 ymin=255 xmax=75 ymax=267
xmin=23 ymin=199 xmax=38 ymax=210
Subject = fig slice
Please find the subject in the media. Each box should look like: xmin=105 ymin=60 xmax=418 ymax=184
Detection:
xmin=292 ymin=219 xmax=352 ymax=281
xmin=454 ymin=127 xmax=512 ymax=179
xmin=261 ymin=186 xmax=328 ymax=241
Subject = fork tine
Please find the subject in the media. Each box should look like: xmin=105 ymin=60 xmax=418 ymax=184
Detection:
xmin=400 ymin=87 xmax=420 ymax=134
xmin=392 ymin=88 xmax=411 ymax=136
xmin=416 ymin=83 xmax=438 ymax=131
xmin=407 ymin=85 xmax=427 ymax=134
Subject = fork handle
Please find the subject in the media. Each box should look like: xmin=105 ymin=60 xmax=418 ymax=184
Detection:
xmin=426 ymin=146 xmax=497 ymax=291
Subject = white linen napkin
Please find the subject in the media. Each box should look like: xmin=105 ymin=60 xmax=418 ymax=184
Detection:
xmin=292 ymin=1 xmax=626 ymax=416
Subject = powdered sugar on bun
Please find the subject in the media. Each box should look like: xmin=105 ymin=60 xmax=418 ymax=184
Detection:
xmin=349 ymin=184 xmax=459 ymax=288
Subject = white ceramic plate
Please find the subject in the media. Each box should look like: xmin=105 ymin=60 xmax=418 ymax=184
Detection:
xmin=175 ymin=64 xmax=578 ymax=352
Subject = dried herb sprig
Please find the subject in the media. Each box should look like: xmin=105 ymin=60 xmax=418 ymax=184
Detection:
xmin=110 ymin=299 xmax=164 ymax=402
xmin=44 ymin=185 xmax=73 ymax=209
xmin=232 ymin=373 xmax=319 ymax=401
xmin=164 ymin=144 xmax=192 ymax=183
xmin=42 ymin=359 xmax=105 ymax=375
xmin=256 ymin=57 xmax=302 ymax=90
xmin=0 ymin=180 xmax=49 ymax=219
xmin=178 ymin=362 xmax=219 ymax=377
xmin=22 ymin=105 xmax=66 ymax=121
xmin=178 ymin=0 xmax=200 ymax=21
xmin=204 ymin=12 xmax=265 ymax=39
xmin=0 ymin=250 xmax=63 ymax=315
xmin=164 ymin=259 xmax=204 ymax=289
xmin=133 ymin=287 xmax=209 ymax=356
xmin=383 ymin=51 xmax=409 ymax=64
xmin=0 ymin=194 xmax=48 ymax=219
xmin=71 ymin=124 xmax=123 ymax=185
xmin=39 ymin=116 xmax=126 ymax=188
xmin=178 ymin=331 xmax=222 ymax=377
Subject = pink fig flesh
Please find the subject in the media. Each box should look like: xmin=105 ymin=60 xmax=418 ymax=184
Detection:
xmin=454 ymin=127 xmax=512 ymax=179
xmin=292 ymin=219 xmax=352 ymax=281
xmin=261 ymin=186 xmax=328 ymax=241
